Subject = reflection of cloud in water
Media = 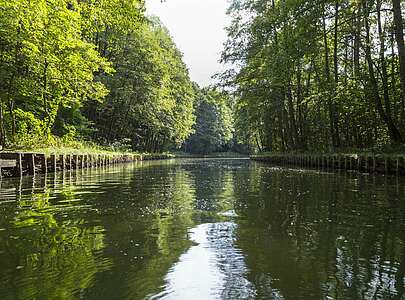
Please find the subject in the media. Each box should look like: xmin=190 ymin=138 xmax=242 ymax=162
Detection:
xmin=150 ymin=222 xmax=257 ymax=299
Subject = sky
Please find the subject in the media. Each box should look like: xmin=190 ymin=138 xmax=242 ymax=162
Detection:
xmin=145 ymin=0 xmax=230 ymax=87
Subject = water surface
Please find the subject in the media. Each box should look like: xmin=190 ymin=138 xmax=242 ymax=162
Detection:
xmin=0 ymin=159 xmax=405 ymax=299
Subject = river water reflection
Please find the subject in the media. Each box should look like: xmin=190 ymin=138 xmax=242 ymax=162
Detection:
xmin=0 ymin=159 xmax=405 ymax=299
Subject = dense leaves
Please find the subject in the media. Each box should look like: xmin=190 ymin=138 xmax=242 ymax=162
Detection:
xmin=185 ymin=87 xmax=234 ymax=154
xmin=222 ymin=0 xmax=405 ymax=152
xmin=0 ymin=0 xmax=197 ymax=152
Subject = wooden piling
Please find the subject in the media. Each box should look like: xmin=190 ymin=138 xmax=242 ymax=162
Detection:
xmin=61 ymin=155 xmax=65 ymax=171
xmin=51 ymin=154 xmax=57 ymax=173
xmin=16 ymin=153 xmax=23 ymax=177
xmin=251 ymin=153 xmax=405 ymax=177
xmin=0 ymin=151 xmax=169 ymax=178
xmin=40 ymin=154 xmax=47 ymax=174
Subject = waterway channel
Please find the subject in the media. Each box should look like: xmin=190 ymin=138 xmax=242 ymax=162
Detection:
xmin=0 ymin=159 xmax=404 ymax=299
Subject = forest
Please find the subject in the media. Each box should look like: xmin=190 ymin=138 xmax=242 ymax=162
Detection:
xmin=221 ymin=0 xmax=405 ymax=153
xmin=0 ymin=0 xmax=235 ymax=154
xmin=1 ymin=0 xmax=405 ymax=155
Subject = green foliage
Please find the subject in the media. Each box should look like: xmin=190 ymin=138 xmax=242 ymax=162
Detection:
xmin=222 ymin=0 xmax=405 ymax=153
xmin=86 ymin=17 xmax=196 ymax=152
xmin=0 ymin=0 xmax=197 ymax=153
xmin=185 ymin=87 xmax=235 ymax=154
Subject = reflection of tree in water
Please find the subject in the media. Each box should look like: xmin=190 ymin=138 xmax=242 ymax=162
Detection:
xmin=81 ymin=161 xmax=198 ymax=299
xmin=232 ymin=165 xmax=405 ymax=299
xmin=2 ymin=160 xmax=405 ymax=299
xmin=0 ymin=186 xmax=110 ymax=300
xmin=185 ymin=160 xmax=244 ymax=214
xmin=0 ymin=161 xmax=210 ymax=300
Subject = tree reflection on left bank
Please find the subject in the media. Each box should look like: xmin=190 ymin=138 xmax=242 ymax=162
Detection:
xmin=0 ymin=174 xmax=111 ymax=300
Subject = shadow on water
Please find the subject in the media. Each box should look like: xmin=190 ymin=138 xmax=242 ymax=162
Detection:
xmin=0 ymin=159 xmax=405 ymax=299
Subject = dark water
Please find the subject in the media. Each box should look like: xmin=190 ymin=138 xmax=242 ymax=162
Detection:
xmin=0 ymin=159 xmax=405 ymax=300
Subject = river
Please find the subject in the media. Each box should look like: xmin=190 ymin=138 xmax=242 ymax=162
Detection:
xmin=0 ymin=159 xmax=404 ymax=299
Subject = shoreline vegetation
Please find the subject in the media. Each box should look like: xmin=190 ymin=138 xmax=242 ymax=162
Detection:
xmin=0 ymin=140 xmax=175 ymax=158
xmin=252 ymin=152 xmax=405 ymax=175
xmin=0 ymin=148 xmax=174 ymax=178
xmin=0 ymin=1 xmax=238 ymax=156
xmin=220 ymin=0 xmax=405 ymax=154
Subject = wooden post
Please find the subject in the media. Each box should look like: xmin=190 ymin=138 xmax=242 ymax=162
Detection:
xmin=27 ymin=153 xmax=35 ymax=176
xmin=17 ymin=153 xmax=23 ymax=177
xmin=61 ymin=155 xmax=65 ymax=171
xmin=52 ymin=154 xmax=57 ymax=173
xmin=40 ymin=154 xmax=47 ymax=174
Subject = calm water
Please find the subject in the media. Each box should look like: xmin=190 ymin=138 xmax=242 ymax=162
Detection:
xmin=0 ymin=159 xmax=405 ymax=300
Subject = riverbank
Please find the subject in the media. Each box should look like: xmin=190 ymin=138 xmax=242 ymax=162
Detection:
xmin=251 ymin=153 xmax=405 ymax=176
xmin=0 ymin=150 xmax=174 ymax=178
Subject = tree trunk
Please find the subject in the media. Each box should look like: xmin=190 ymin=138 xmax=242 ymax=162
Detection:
xmin=333 ymin=0 xmax=341 ymax=148
xmin=6 ymin=73 xmax=16 ymax=141
xmin=255 ymin=134 xmax=263 ymax=153
xmin=296 ymin=62 xmax=306 ymax=149
xmin=377 ymin=0 xmax=394 ymax=123
xmin=7 ymin=98 xmax=16 ymax=141
xmin=287 ymin=80 xmax=298 ymax=149
xmin=0 ymin=101 xmax=5 ymax=147
xmin=323 ymin=9 xmax=339 ymax=149
xmin=363 ymin=1 xmax=402 ymax=144
xmin=353 ymin=7 xmax=361 ymax=78
xmin=392 ymin=0 xmax=405 ymax=106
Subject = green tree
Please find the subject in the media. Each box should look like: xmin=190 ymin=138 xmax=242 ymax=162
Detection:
xmin=222 ymin=0 xmax=405 ymax=153
xmin=185 ymin=87 xmax=234 ymax=154
xmin=0 ymin=0 xmax=111 ymax=147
